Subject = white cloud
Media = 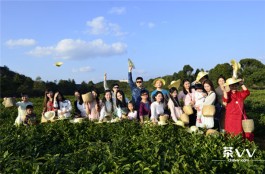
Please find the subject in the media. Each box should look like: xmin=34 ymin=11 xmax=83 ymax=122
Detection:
xmin=148 ymin=22 xmax=155 ymax=29
xmin=86 ymin=16 xmax=127 ymax=36
xmin=27 ymin=39 xmax=127 ymax=59
xmin=140 ymin=22 xmax=156 ymax=29
xmin=6 ymin=39 xmax=36 ymax=47
xmin=72 ymin=66 xmax=94 ymax=73
xmin=108 ymin=7 xmax=126 ymax=15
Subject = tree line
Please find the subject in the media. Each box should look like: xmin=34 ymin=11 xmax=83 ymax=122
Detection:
xmin=1 ymin=58 xmax=264 ymax=98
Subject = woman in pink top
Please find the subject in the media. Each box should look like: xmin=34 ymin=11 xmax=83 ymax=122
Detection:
xmin=85 ymin=89 xmax=101 ymax=121
xmin=178 ymin=79 xmax=196 ymax=126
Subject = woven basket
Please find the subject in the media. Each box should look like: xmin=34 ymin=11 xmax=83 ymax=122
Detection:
xmin=242 ymin=119 xmax=254 ymax=133
xmin=82 ymin=92 xmax=93 ymax=103
xmin=180 ymin=113 xmax=189 ymax=124
xmin=159 ymin=115 xmax=168 ymax=122
xmin=122 ymin=114 xmax=128 ymax=119
xmin=202 ymin=105 xmax=216 ymax=117
xmin=183 ymin=105 xmax=193 ymax=115
xmin=206 ymin=129 xmax=219 ymax=136
xmin=2 ymin=97 xmax=15 ymax=108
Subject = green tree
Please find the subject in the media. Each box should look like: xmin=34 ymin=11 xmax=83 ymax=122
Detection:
xmin=209 ymin=63 xmax=233 ymax=87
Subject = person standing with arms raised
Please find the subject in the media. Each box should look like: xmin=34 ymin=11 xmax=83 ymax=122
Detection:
xmin=128 ymin=65 xmax=149 ymax=110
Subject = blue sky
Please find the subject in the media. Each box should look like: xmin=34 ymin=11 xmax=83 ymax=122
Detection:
xmin=1 ymin=0 xmax=265 ymax=84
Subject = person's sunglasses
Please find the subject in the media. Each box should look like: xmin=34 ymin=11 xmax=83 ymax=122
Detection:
xmin=136 ymin=81 xmax=142 ymax=83
xmin=141 ymin=93 xmax=148 ymax=96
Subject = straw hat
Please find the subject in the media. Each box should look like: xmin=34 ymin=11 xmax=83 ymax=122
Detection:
xmin=187 ymin=126 xmax=198 ymax=133
xmin=206 ymin=129 xmax=219 ymax=136
xmin=44 ymin=111 xmax=55 ymax=120
xmin=174 ymin=120 xmax=185 ymax=128
xmin=2 ymin=97 xmax=15 ymax=108
xmin=224 ymin=78 xmax=242 ymax=86
xmin=196 ymin=71 xmax=208 ymax=82
xmin=55 ymin=62 xmax=63 ymax=67
xmin=128 ymin=58 xmax=135 ymax=69
xmin=153 ymin=78 xmax=166 ymax=87
xmin=187 ymin=126 xmax=203 ymax=134
xmin=82 ymin=92 xmax=93 ymax=103
xmin=168 ymin=79 xmax=181 ymax=90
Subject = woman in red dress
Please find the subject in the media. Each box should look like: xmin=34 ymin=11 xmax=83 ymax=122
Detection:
xmin=222 ymin=78 xmax=252 ymax=140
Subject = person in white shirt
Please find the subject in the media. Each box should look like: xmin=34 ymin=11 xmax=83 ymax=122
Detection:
xmin=99 ymin=90 xmax=115 ymax=121
xmin=194 ymin=84 xmax=207 ymax=128
xmin=151 ymin=91 xmax=165 ymax=123
xmin=168 ymin=87 xmax=183 ymax=123
xmin=127 ymin=101 xmax=137 ymax=120
xmin=54 ymin=92 xmax=72 ymax=119
xmin=14 ymin=93 xmax=33 ymax=126
xmin=74 ymin=90 xmax=87 ymax=117
xmin=202 ymin=80 xmax=216 ymax=129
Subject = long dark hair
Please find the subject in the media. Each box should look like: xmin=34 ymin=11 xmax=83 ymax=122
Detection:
xmin=74 ymin=90 xmax=83 ymax=105
xmin=116 ymin=90 xmax=127 ymax=108
xmin=102 ymin=90 xmax=114 ymax=113
xmin=169 ymin=87 xmax=181 ymax=107
xmin=43 ymin=90 xmax=54 ymax=111
xmin=182 ymin=79 xmax=192 ymax=95
xmin=203 ymin=80 xmax=216 ymax=94
xmin=152 ymin=91 xmax=164 ymax=103
xmin=217 ymin=75 xmax=226 ymax=85
xmin=55 ymin=91 xmax=66 ymax=109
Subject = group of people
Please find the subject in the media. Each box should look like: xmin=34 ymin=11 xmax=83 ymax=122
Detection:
xmin=11 ymin=64 xmax=252 ymax=140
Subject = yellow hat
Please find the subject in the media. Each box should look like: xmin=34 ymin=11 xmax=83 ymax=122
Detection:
xmin=44 ymin=111 xmax=55 ymax=120
xmin=196 ymin=71 xmax=208 ymax=82
xmin=224 ymin=78 xmax=242 ymax=86
xmin=168 ymin=79 xmax=181 ymax=90
xmin=153 ymin=78 xmax=166 ymax=87
xmin=55 ymin=62 xmax=63 ymax=67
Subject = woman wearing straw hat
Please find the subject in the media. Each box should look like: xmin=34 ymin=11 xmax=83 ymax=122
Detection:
xmin=195 ymin=71 xmax=209 ymax=85
xmin=222 ymin=78 xmax=252 ymax=140
xmin=151 ymin=78 xmax=170 ymax=103
xmin=168 ymin=80 xmax=183 ymax=123
xmin=178 ymin=79 xmax=196 ymax=126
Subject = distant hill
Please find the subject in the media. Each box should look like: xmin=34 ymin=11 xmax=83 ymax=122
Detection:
xmin=1 ymin=58 xmax=264 ymax=97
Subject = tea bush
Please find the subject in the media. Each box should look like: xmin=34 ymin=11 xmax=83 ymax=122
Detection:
xmin=0 ymin=90 xmax=265 ymax=173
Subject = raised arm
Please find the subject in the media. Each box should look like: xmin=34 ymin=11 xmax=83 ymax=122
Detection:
xmin=128 ymin=66 xmax=136 ymax=90
xmin=103 ymin=73 xmax=109 ymax=90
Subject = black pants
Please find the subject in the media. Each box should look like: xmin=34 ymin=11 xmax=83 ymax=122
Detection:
xmin=189 ymin=109 xmax=197 ymax=127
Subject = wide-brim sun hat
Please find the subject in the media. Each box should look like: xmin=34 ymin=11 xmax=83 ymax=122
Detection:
xmin=153 ymin=78 xmax=166 ymax=87
xmin=82 ymin=92 xmax=93 ymax=103
xmin=55 ymin=62 xmax=63 ymax=67
xmin=168 ymin=79 xmax=181 ymax=90
xmin=44 ymin=111 xmax=55 ymax=120
xmin=196 ymin=71 xmax=209 ymax=82
xmin=224 ymin=78 xmax=242 ymax=86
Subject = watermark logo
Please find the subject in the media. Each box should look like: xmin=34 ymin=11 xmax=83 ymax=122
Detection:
xmin=213 ymin=146 xmax=264 ymax=163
